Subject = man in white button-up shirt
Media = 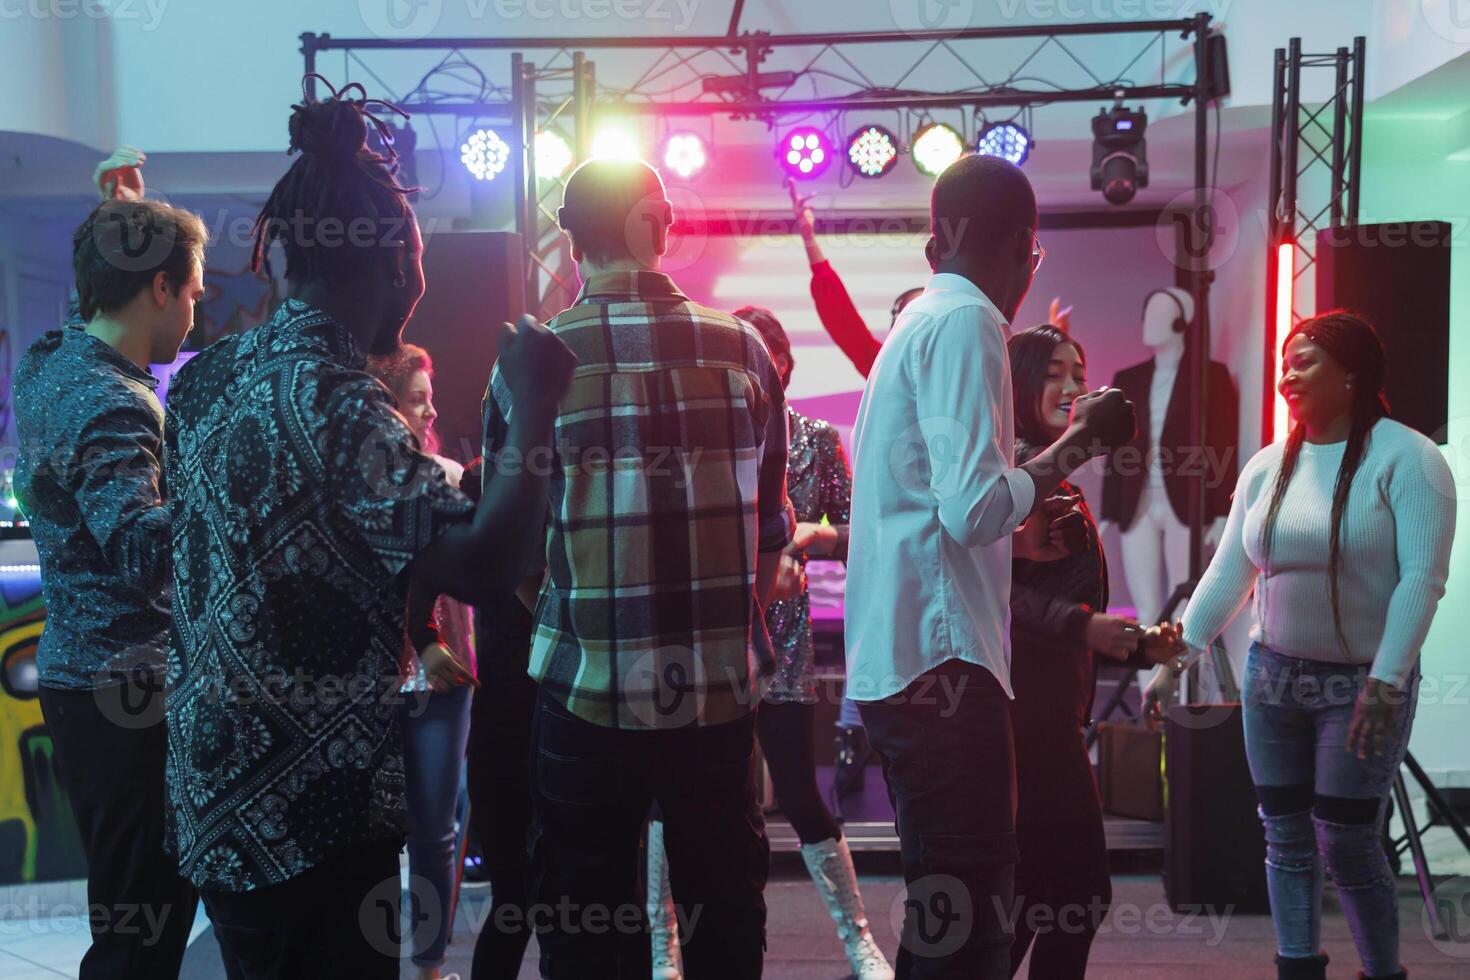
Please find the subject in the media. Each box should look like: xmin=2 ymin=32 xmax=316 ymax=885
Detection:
xmin=845 ymin=155 xmax=1134 ymax=979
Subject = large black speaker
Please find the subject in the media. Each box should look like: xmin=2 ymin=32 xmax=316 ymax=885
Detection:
xmin=1316 ymin=221 xmax=1451 ymax=443
xmin=1164 ymin=703 xmax=1270 ymax=914
xmin=404 ymin=231 xmax=525 ymax=462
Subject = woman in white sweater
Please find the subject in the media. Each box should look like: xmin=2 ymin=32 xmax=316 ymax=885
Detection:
xmin=1144 ymin=311 xmax=1455 ymax=980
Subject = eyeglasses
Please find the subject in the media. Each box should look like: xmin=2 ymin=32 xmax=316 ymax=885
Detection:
xmin=1030 ymin=236 xmax=1046 ymax=273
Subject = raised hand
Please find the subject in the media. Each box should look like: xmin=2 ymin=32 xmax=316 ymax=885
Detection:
xmin=94 ymin=146 xmax=146 ymax=201
xmin=498 ymin=314 xmax=577 ymax=416
xmin=1047 ymin=297 xmax=1073 ymax=334
xmin=784 ymin=176 xmax=817 ymax=236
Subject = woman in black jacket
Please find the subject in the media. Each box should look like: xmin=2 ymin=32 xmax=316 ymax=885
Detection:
xmin=1005 ymin=324 xmax=1178 ymax=979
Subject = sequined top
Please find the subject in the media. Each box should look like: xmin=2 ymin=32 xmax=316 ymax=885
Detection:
xmin=13 ymin=323 xmax=172 ymax=690
xmin=764 ymin=407 xmax=851 ymax=704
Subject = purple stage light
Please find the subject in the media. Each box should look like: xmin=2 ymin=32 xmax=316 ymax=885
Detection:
xmin=662 ymin=132 xmax=709 ymax=179
xmin=779 ymin=126 xmax=832 ymax=180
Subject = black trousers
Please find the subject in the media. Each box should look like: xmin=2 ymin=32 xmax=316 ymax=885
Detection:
xmin=528 ymin=691 xmax=769 ymax=979
xmin=756 ymin=700 xmax=841 ymax=845
xmin=467 ymin=602 xmax=539 ymax=980
xmin=1007 ymin=711 xmax=1111 ymax=979
xmin=38 ymin=680 xmax=198 ymax=980
xmin=200 ymin=839 xmax=402 ymax=979
xmin=859 ymin=659 xmax=1019 ymax=980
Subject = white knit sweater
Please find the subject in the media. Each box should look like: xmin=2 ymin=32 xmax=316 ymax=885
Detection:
xmin=1181 ymin=418 xmax=1456 ymax=690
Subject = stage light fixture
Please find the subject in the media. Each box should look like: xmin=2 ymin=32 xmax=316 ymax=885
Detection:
xmin=662 ymin=132 xmax=709 ymax=179
xmin=845 ymin=125 xmax=899 ymax=178
xmin=779 ymin=127 xmax=832 ymax=180
xmin=911 ymin=122 xmax=966 ymax=177
xmin=1090 ymin=105 xmax=1149 ymax=205
xmin=460 ymin=129 xmax=510 ymax=182
xmin=976 ymin=121 xmax=1032 ymax=167
xmin=535 ymin=130 xmax=574 ymax=180
xmin=591 ymin=125 xmax=641 ymax=161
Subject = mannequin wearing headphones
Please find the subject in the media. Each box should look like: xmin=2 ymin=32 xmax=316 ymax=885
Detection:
xmin=1099 ymin=286 xmax=1238 ymax=627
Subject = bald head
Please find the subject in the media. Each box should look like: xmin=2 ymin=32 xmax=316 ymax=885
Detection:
xmin=558 ymin=158 xmax=672 ymax=267
xmin=929 ymin=154 xmax=1037 ymax=264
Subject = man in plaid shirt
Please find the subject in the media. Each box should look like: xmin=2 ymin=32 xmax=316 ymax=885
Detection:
xmin=483 ymin=158 xmax=793 ymax=977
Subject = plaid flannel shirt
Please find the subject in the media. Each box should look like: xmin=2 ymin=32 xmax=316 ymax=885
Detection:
xmin=484 ymin=270 xmax=794 ymax=729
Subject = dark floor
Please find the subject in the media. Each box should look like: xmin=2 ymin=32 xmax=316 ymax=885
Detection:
xmin=173 ymin=868 xmax=1470 ymax=979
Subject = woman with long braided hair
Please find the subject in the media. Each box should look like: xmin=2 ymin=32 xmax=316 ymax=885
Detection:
xmin=1146 ymin=311 xmax=1455 ymax=980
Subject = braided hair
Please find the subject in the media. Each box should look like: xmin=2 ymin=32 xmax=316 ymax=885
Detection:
xmin=1258 ymin=310 xmax=1391 ymax=659
xmin=251 ymin=75 xmax=418 ymax=284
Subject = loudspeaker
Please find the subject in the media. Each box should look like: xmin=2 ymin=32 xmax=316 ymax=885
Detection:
xmin=404 ymin=231 xmax=525 ymax=463
xmin=1316 ymin=221 xmax=1451 ymax=443
xmin=1163 ymin=703 xmax=1271 ymax=914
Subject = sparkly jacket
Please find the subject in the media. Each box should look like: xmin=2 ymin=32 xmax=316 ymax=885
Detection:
xmin=764 ymin=407 xmax=852 ymax=704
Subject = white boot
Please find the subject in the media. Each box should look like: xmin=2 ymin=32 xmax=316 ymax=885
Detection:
xmin=647 ymin=820 xmax=683 ymax=980
xmin=800 ymin=837 xmax=895 ymax=980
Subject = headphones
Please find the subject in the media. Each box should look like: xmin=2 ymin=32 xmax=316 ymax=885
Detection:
xmin=1143 ymin=288 xmax=1190 ymax=334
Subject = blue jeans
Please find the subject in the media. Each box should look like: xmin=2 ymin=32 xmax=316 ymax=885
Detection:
xmin=1242 ymin=644 xmax=1417 ymax=976
xmin=401 ymin=684 xmax=473 ymax=967
xmin=838 ymin=694 xmax=864 ymax=729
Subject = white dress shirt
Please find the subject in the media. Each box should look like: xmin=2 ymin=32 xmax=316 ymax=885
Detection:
xmin=844 ymin=273 xmax=1038 ymax=701
xmin=1145 ymin=345 xmax=1182 ymax=491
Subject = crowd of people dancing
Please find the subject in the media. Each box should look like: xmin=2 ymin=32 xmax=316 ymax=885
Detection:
xmin=11 ymin=76 xmax=1454 ymax=980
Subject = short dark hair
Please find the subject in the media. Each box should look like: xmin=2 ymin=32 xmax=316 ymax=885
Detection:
xmin=558 ymin=159 xmax=670 ymax=265
xmin=72 ymin=199 xmax=208 ymax=321
xmin=930 ymin=154 xmax=1037 ymax=263
xmin=732 ymin=306 xmax=790 ymax=364
xmin=1007 ymin=323 xmax=1085 ymax=446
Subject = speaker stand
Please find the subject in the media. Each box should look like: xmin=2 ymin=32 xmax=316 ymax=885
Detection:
xmin=1389 ymin=751 xmax=1470 ymax=940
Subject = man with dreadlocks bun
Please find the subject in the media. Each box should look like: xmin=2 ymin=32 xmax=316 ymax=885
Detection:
xmin=1146 ymin=311 xmax=1455 ymax=980
xmin=161 ymin=77 xmax=574 ymax=978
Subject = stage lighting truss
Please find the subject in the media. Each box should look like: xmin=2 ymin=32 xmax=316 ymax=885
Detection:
xmin=662 ymin=132 xmax=709 ymax=179
xmin=780 ymin=127 xmax=832 ymax=179
xmin=845 ymin=125 xmax=899 ymax=178
xmin=911 ymin=122 xmax=966 ymax=177
xmin=460 ymin=128 xmax=510 ymax=181
xmin=535 ymin=130 xmax=574 ymax=180
xmin=976 ymin=120 xmax=1032 ymax=167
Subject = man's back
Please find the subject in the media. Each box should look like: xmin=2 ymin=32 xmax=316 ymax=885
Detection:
xmin=163 ymin=299 xmax=472 ymax=892
xmin=484 ymin=270 xmax=793 ymax=729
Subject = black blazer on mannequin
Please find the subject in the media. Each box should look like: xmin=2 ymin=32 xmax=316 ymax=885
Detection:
xmin=1100 ymin=354 xmax=1238 ymax=532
